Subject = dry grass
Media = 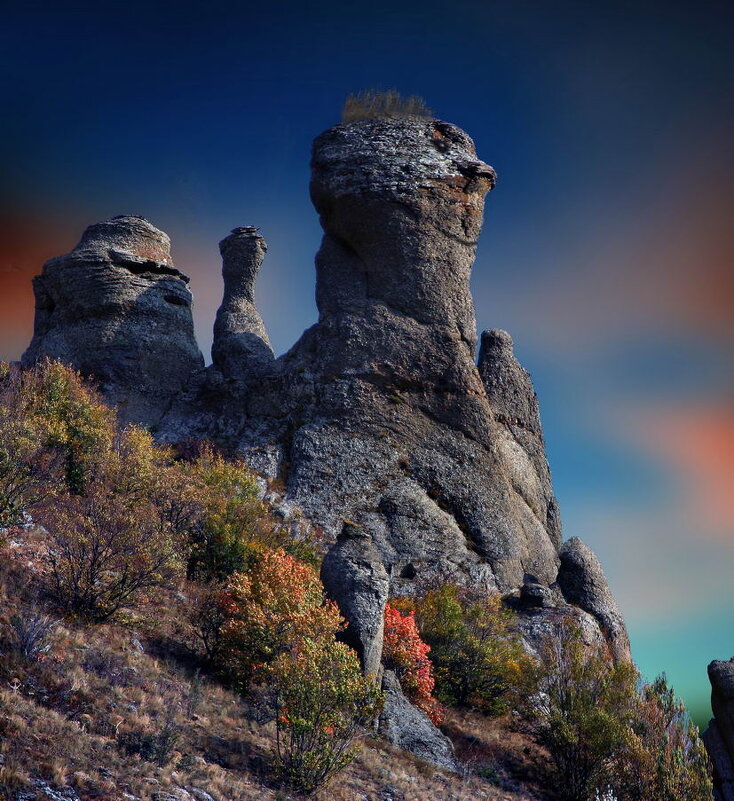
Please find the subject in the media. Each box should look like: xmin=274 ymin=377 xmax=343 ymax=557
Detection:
xmin=342 ymin=90 xmax=433 ymax=122
xmin=0 ymin=528 xmax=549 ymax=801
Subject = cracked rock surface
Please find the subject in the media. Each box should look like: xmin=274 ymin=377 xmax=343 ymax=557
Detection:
xmin=22 ymin=215 xmax=203 ymax=426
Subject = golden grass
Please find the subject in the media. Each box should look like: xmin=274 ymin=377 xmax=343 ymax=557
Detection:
xmin=0 ymin=528 xmax=549 ymax=801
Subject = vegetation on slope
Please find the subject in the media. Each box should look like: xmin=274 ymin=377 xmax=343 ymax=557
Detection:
xmin=0 ymin=360 xmax=713 ymax=800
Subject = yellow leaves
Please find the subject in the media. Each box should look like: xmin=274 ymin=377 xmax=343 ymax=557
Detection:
xmin=219 ymin=549 xmax=344 ymax=690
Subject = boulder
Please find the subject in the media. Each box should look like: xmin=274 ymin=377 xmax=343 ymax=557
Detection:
xmin=705 ymin=658 xmax=734 ymax=801
xmin=379 ymin=669 xmax=458 ymax=773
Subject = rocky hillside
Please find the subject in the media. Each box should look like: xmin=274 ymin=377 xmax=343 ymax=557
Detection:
xmin=6 ymin=108 xmax=713 ymax=801
xmin=22 ymin=114 xmax=628 ymax=675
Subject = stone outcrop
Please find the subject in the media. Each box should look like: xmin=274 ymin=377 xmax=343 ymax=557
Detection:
xmin=478 ymin=328 xmax=561 ymax=549
xmin=21 ymin=115 xmax=631 ymax=768
xmin=379 ymin=670 xmax=459 ymax=773
xmin=556 ymin=537 xmax=631 ymax=663
xmin=211 ymin=226 xmax=273 ymax=378
xmin=321 ymin=521 xmax=390 ymax=677
xmin=21 ymin=216 xmax=203 ymax=426
xmin=705 ymin=659 xmax=734 ymax=801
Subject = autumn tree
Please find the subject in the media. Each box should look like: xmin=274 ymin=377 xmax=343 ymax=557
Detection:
xmin=40 ymin=479 xmax=185 ymax=621
xmin=219 ymin=548 xmax=339 ymax=690
xmin=220 ymin=547 xmax=383 ymax=793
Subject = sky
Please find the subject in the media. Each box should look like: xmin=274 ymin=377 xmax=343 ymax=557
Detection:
xmin=1 ymin=0 xmax=732 ymax=725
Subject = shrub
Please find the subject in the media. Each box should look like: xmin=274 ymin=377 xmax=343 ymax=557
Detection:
xmin=219 ymin=549 xmax=341 ymax=690
xmin=6 ymin=606 xmax=58 ymax=661
xmin=0 ymin=413 xmax=54 ymax=526
xmin=185 ymin=447 xmax=266 ymax=582
xmin=535 ymin=623 xmax=639 ymax=801
xmin=406 ymin=583 xmax=536 ymax=714
xmin=118 ymin=715 xmax=179 ymax=766
xmin=2 ymin=360 xmax=115 ymax=495
xmin=618 ymin=675 xmax=712 ymax=801
xmin=39 ymin=480 xmax=185 ymax=622
xmin=270 ymin=635 xmax=383 ymax=794
xmin=342 ymin=89 xmax=432 ymax=122
xmin=382 ymin=603 xmax=442 ymax=724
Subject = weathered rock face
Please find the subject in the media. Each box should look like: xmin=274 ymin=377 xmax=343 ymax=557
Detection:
xmin=705 ymin=659 xmax=734 ymax=801
xmin=22 ymin=216 xmax=203 ymax=426
xmin=212 ymin=227 xmax=273 ymax=378
xmin=557 ymin=537 xmax=631 ymax=663
xmin=272 ymin=117 xmax=561 ymax=599
xmin=22 ymin=116 xmax=631 ymax=768
xmin=478 ymin=328 xmax=561 ymax=549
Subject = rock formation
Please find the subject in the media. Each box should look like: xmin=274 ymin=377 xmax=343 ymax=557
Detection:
xmin=22 ymin=115 xmax=630 ymax=767
xmin=556 ymin=537 xmax=631 ymax=663
xmin=211 ymin=226 xmax=273 ymax=378
xmin=22 ymin=216 xmax=203 ymax=426
xmin=705 ymin=659 xmax=734 ymax=800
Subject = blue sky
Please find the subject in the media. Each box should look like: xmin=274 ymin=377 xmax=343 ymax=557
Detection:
xmin=1 ymin=0 xmax=732 ymax=724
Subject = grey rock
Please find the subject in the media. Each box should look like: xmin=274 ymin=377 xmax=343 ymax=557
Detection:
xmin=184 ymin=790 xmax=217 ymax=801
xmin=379 ymin=669 xmax=458 ymax=772
xmin=704 ymin=716 xmax=734 ymax=801
xmin=152 ymin=792 xmax=193 ymax=801
xmin=706 ymin=658 xmax=734 ymax=801
xmin=321 ymin=521 xmax=390 ymax=676
xmin=211 ymin=226 xmax=273 ymax=378
xmin=557 ymin=537 xmax=631 ymax=662
xmin=22 ymin=215 xmax=203 ymax=427
xmin=478 ymin=329 xmax=561 ymax=548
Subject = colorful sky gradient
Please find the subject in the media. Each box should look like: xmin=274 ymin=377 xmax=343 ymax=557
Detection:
xmin=2 ymin=0 xmax=732 ymax=724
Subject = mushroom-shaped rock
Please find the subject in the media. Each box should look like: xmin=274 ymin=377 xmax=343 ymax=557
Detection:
xmin=320 ymin=521 xmax=390 ymax=676
xmin=22 ymin=216 xmax=203 ymax=426
xmin=212 ymin=227 xmax=274 ymax=378
xmin=311 ymin=117 xmax=495 ymax=345
xmin=557 ymin=537 xmax=631 ymax=663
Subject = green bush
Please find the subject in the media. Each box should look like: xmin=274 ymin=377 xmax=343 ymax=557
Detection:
xmin=534 ymin=625 xmax=713 ymax=801
xmin=618 ymin=674 xmax=712 ymax=801
xmin=270 ymin=636 xmax=383 ymax=794
xmin=404 ymin=583 xmax=537 ymax=714
xmin=536 ymin=626 xmax=638 ymax=801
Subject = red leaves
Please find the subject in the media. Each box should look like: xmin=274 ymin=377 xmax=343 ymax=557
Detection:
xmin=383 ymin=603 xmax=443 ymax=725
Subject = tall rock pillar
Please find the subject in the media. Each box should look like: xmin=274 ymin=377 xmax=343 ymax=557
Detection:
xmin=212 ymin=226 xmax=273 ymax=378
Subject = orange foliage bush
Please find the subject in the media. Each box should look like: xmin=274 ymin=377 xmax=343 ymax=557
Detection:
xmin=383 ymin=603 xmax=443 ymax=725
xmin=219 ymin=549 xmax=343 ymax=690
